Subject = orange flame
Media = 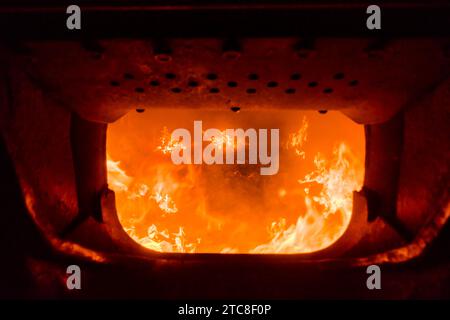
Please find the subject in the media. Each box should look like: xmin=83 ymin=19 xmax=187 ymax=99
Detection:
xmin=208 ymin=130 xmax=236 ymax=150
xmin=286 ymin=116 xmax=308 ymax=158
xmin=156 ymin=127 xmax=186 ymax=155
xmin=107 ymin=156 xmax=199 ymax=252
xmin=151 ymin=182 xmax=178 ymax=214
xmin=251 ymin=142 xmax=363 ymax=253
xmin=125 ymin=224 xmax=198 ymax=253
xmin=107 ymin=114 xmax=364 ymax=254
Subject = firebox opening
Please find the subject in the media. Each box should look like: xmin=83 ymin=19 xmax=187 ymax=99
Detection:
xmin=106 ymin=109 xmax=365 ymax=254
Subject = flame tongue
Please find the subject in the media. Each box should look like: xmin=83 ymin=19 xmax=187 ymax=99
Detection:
xmin=251 ymin=142 xmax=362 ymax=253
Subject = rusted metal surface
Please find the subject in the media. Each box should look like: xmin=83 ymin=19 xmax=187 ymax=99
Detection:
xmin=2 ymin=38 xmax=449 ymax=124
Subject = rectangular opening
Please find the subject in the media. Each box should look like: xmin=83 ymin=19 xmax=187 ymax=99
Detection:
xmin=107 ymin=109 xmax=365 ymax=254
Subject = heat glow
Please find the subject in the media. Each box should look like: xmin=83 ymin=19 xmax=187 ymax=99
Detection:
xmin=107 ymin=110 xmax=364 ymax=254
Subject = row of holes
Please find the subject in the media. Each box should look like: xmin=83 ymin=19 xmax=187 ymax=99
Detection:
xmin=136 ymin=106 xmax=330 ymax=114
xmin=112 ymin=79 xmax=358 ymax=88
xmin=120 ymin=72 xmax=347 ymax=82
xmin=112 ymin=80 xmax=358 ymax=91
xmin=111 ymin=72 xmax=358 ymax=87
xmin=112 ymin=81 xmax=359 ymax=94
xmin=161 ymin=86 xmax=337 ymax=94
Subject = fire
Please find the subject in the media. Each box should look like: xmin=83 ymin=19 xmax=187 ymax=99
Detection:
xmin=107 ymin=110 xmax=364 ymax=254
xmin=106 ymin=156 xmax=198 ymax=252
xmin=157 ymin=127 xmax=238 ymax=152
xmin=251 ymin=142 xmax=363 ymax=253
xmin=125 ymin=224 xmax=198 ymax=253
xmin=150 ymin=182 xmax=178 ymax=213
xmin=156 ymin=126 xmax=186 ymax=155
xmin=106 ymin=158 xmax=131 ymax=192
xmin=208 ymin=130 xmax=236 ymax=150
xmin=286 ymin=116 xmax=308 ymax=159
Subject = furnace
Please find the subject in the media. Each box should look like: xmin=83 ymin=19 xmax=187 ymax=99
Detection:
xmin=0 ymin=1 xmax=449 ymax=299
xmin=107 ymin=109 xmax=364 ymax=253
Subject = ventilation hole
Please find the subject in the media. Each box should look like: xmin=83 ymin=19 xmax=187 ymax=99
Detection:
xmin=149 ymin=80 xmax=160 ymax=87
xmin=135 ymin=87 xmax=145 ymax=93
xmin=267 ymin=81 xmax=278 ymax=88
xmin=110 ymin=80 xmax=120 ymax=87
xmin=206 ymin=73 xmax=218 ymax=80
xmin=248 ymin=73 xmax=259 ymax=80
xmin=123 ymin=73 xmax=134 ymax=80
xmin=155 ymin=54 xmax=172 ymax=63
xmin=171 ymin=87 xmax=182 ymax=93
xmin=230 ymin=106 xmax=241 ymax=112
xmin=333 ymin=72 xmax=345 ymax=80
xmin=228 ymin=81 xmax=238 ymax=88
xmin=308 ymin=81 xmax=318 ymax=88
xmin=318 ymin=110 xmax=328 ymax=114
xmin=136 ymin=108 xmax=145 ymax=113
xmin=209 ymin=88 xmax=220 ymax=94
xmin=349 ymin=80 xmax=359 ymax=86
xmin=165 ymin=73 xmax=176 ymax=80
xmin=246 ymin=88 xmax=257 ymax=94
xmin=291 ymin=73 xmax=302 ymax=80
xmin=285 ymin=88 xmax=296 ymax=94
xmin=188 ymin=80 xmax=199 ymax=87
xmin=323 ymin=88 xmax=333 ymax=94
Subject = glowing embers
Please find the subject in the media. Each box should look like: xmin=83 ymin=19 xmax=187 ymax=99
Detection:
xmin=107 ymin=110 xmax=365 ymax=253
